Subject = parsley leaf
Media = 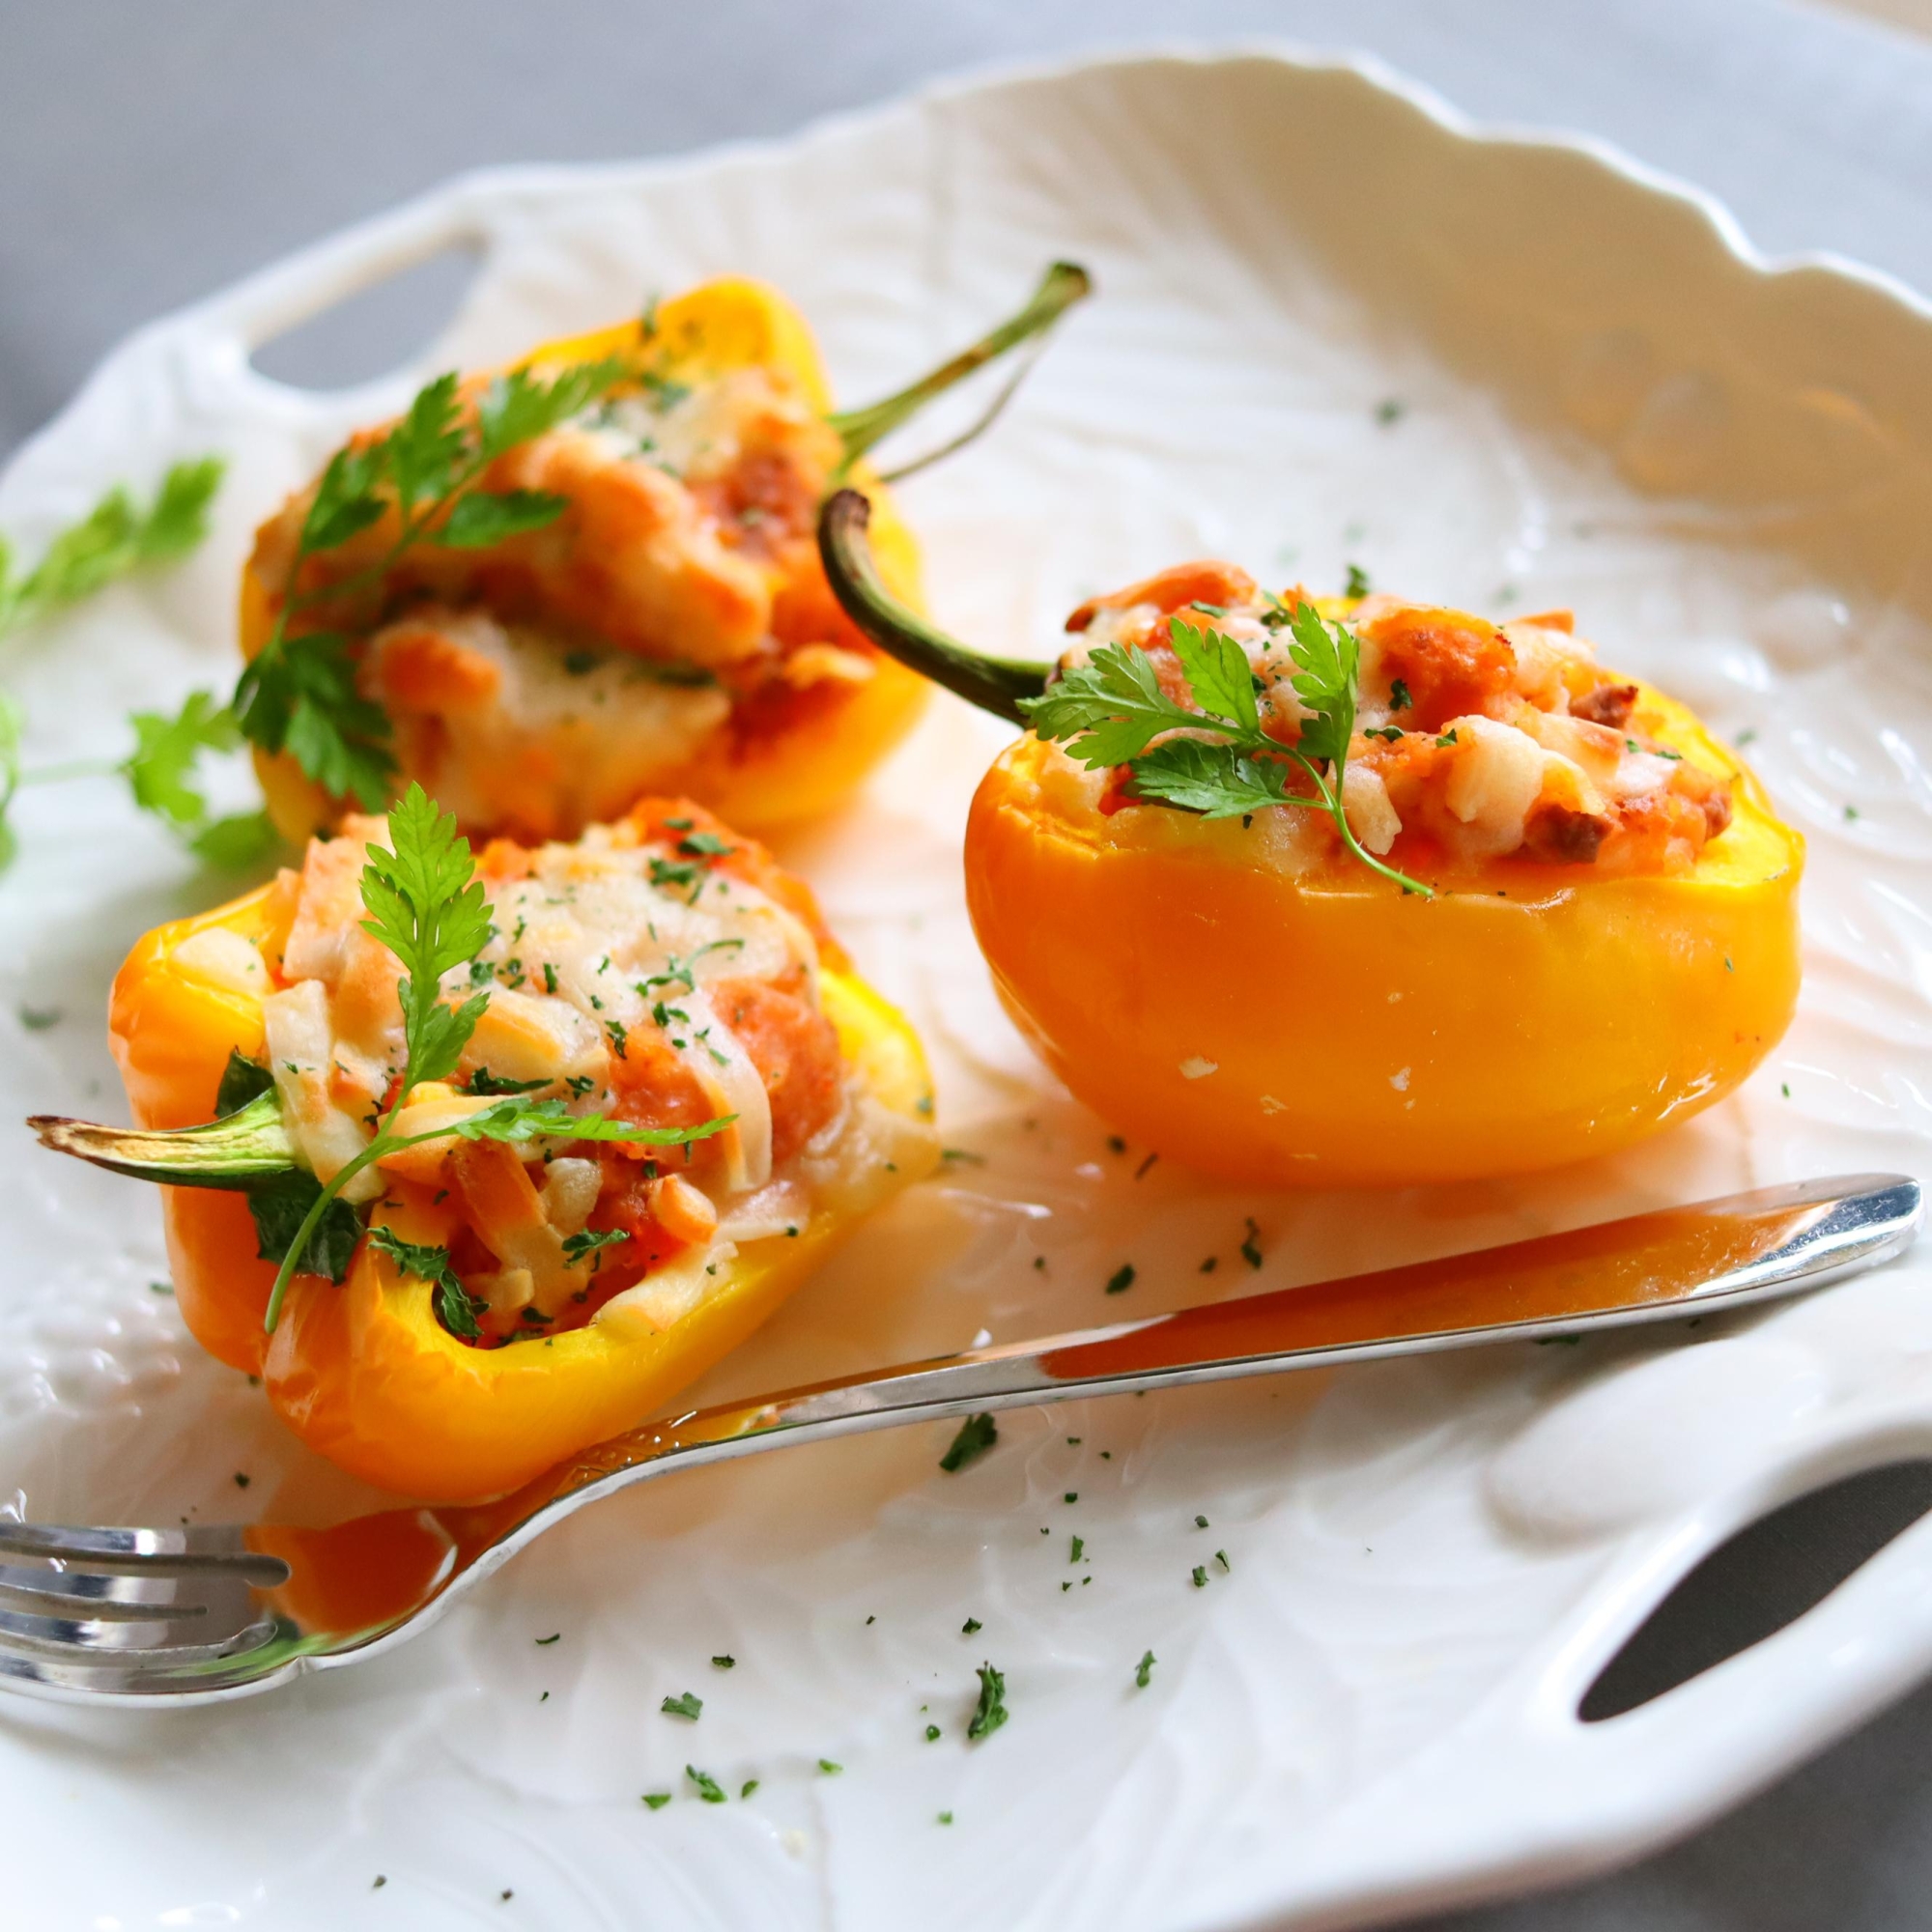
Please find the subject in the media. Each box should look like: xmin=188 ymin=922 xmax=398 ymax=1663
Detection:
xmin=967 ymin=1662 xmax=1009 ymax=1742
xmin=304 ymin=441 xmax=390 ymax=554
xmin=439 ymin=1096 xmax=732 ymax=1149
xmin=261 ymin=781 xmax=734 ymax=1329
xmin=357 ymin=785 xmax=493 ymax=1091
xmin=1018 ymin=641 xmax=1204 ymax=769
xmin=463 ymin=1067 xmax=549 ymax=1096
xmin=215 ymin=1049 xmax=275 ymax=1117
xmin=940 ymin=1412 xmax=999 ymax=1472
xmin=233 ymin=355 xmax=627 ymax=805
xmin=477 ymin=358 xmax=630 ymax=458
xmin=0 ymin=461 xmax=228 ymax=867
xmin=647 ymin=856 xmax=699 ymax=893
xmin=260 ymin=784 xmax=730 ymax=1335
xmin=190 ymin=809 xmax=282 ymax=869
xmin=1282 ymin=601 xmax=1357 ymax=767
xmin=434 ymin=488 xmax=570 ymax=550
xmin=640 ymin=937 xmax=745 ymax=994
xmin=562 ymin=1227 xmax=628 ymax=1264
xmin=1166 ymin=619 xmax=1259 ymax=734
xmin=122 ymin=691 xmax=241 ymax=828
xmin=1021 ymin=606 xmax=1430 ymax=895
xmin=1125 ymin=738 xmax=1288 ymax=818
xmin=385 ymin=373 xmax=466 ymax=517
xmin=366 ymin=1226 xmax=487 ymax=1340
xmin=246 ymin=1170 xmax=361 ymax=1284
xmin=0 ymin=459 xmax=224 ymax=638
xmin=661 ymin=1690 xmax=703 ymax=1720
xmin=237 ymin=627 xmax=395 ymax=809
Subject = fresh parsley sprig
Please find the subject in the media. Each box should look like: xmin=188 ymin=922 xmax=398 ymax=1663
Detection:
xmin=233 ymin=357 xmax=630 ymax=809
xmin=1019 ymin=608 xmax=1433 ymax=895
xmin=261 ymin=782 xmax=731 ymax=1333
xmin=0 ymin=460 xmax=264 ymax=868
xmin=0 ymin=458 xmax=223 ymax=639
xmin=120 ymin=693 xmax=280 ymax=867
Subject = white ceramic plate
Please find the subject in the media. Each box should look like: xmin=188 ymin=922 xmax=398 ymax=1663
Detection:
xmin=5 ymin=45 xmax=1932 ymax=1932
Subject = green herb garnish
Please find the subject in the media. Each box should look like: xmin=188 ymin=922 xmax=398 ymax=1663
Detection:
xmin=967 ymin=1663 xmax=1009 ymax=1742
xmin=366 ymin=1228 xmax=488 ymax=1340
xmin=233 ymin=358 xmax=629 ymax=807
xmin=258 ymin=784 xmax=732 ymax=1332
xmin=0 ymin=461 xmax=252 ymax=867
xmin=940 ymin=1412 xmax=998 ymax=1473
xmin=661 ymin=1690 xmax=703 ymax=1720
xmin=561 ymin=1227 xmax=628 ymax=1265
xmin=1239 ymin=1219 xmax=1264 ymax=1269
xmin=464 ymin=1067 xmax=550 ymax=1095
xmin=247 ymin=1169 xmax=363 ymax=1284
xmin=1019 ymin=611 xmax=1431 ymax=894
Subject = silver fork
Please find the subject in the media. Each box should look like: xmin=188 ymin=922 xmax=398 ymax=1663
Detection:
xmin=0 ymin=1172 xmax=1917 ymax=1706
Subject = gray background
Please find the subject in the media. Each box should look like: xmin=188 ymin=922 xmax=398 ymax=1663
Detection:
xmin=7 ymin=2 xmax=1932 ymax=1925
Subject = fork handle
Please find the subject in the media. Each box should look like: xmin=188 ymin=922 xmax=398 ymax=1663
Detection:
xmin=514 ymin=1174 xmax=1918 ymax=1522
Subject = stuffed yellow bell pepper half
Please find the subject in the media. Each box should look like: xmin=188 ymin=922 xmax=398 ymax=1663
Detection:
xmin=819 ymin=493 xmax=1803 ymax=1189
xmin=34 ymin=788 xmax=938 ymax=1501
xmin=235 ymin=266 xmax=1089 ymax=842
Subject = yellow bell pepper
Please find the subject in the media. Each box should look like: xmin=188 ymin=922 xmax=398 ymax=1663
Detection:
xmin=37 ymin=800 xmax=939 ymax=1501
xmin=240 ymin=268 xmax=1088 ymax=843
xmin=818 ymin=492 xmax=1804 ymax=1188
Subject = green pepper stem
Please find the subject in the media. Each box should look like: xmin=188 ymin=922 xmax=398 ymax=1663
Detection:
xmin=817 ymin=490 xmax=1051 ymax=725
xmin=29 ymin=1090 xmax=297 ymax=1188
xmin=827 ymin=262 xmax=1091 ymax=468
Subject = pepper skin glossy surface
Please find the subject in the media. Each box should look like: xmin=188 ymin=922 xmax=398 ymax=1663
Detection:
xmin=108 ymin=847 xmax=939 ymax=1502
xmin=965 ymin=687 xmax=1803 ymax=1189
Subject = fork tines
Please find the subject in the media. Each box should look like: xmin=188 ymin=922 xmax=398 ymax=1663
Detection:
xmin=0 ymin=1520 xmax=288 ymax=1692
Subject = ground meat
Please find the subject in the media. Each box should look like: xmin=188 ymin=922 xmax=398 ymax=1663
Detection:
xmin=1572 ymin=683 xmax=1639 ymax=728
xmin=1523 ymin=803 xmax=1611 ymax=865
